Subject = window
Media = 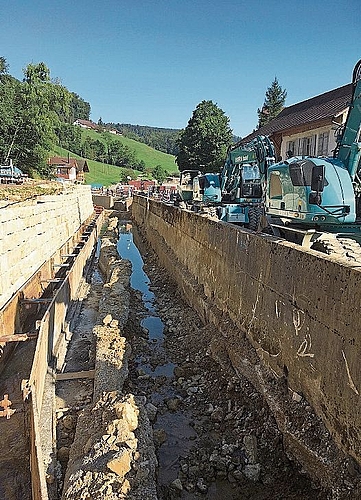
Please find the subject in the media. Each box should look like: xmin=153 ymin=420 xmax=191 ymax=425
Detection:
xmin=289 ymin=160 xmax=314 ymax=186
xmin=317 ymin=132 xmax=329 ymax=156
xmin=269 ymin=172 xmax=282 ymax=199
xmin=298 ymin=135 xmax=316 ymax=156
xmin=286 ymin=140 xmax=296 ymax=157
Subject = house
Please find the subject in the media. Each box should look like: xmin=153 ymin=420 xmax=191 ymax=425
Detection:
xmin=75 ymin=159 xmax=90 ymax=183
xmin=241 ymin=83 xmax=353 ymax=161
xmin=47 ymin=156 xmax=89 ymax=183
xmin=73 ymin=119 xmax=99 ymax=131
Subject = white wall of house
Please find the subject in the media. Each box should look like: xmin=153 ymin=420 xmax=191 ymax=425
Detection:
xmin=281 ymin=126 xmax=337 ymax=160
xmin=280 ymin=109 xmax=348 ymax=160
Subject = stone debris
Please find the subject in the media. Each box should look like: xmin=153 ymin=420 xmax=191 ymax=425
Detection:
xmin=57 ymin=214 xmax=361 ymax=500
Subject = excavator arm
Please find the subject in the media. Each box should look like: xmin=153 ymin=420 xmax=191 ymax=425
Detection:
xmin=335 ymin=59 xmax=361 ymax=179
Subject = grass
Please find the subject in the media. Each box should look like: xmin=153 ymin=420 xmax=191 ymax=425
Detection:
xmin=52 ymin=145 xmax=133 ymax=187
xmin=0 ymin=180 xmax=64 ymax=202
xmin=53 ymin=128 xmax=179 ymax=187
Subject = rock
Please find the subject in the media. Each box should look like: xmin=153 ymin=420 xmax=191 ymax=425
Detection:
xmin=170 ymin=478 xmax=183 ymax=491
xmin=103 ymin=313 xmax=113 ymax=325
xmin=57 ymin=446 xmax=70 ymax=462
xmin=154 ymin=428 xmax=167 ymax=446
xmin=196 ymin=477 xmax=208 ymax=493
xmin=46 ymin=473 xmax=55 ymax=484
xmin=210 ymin=407 xmax=224 ymax=422
xmin=62 ymin=414 xmax=77 ymax=431
xmin=166 ymin=398 xmax=182 ymax=411
xmin=115 ymin=397 xmax=139 ymax=431
xmin=243 ymin=463 xmax=261 ymax=482
xmin=243 ymin=434 xmax=257 ymax=464
xmin=146 ymin=402 xmax=158 ymax=422
xmin=292 ymin=391 xmax=302 ymax=402
xmin=107 ymin=448 xmax=132 ymax=478
xmin=231 ymin=467 xmax=244 ymax=481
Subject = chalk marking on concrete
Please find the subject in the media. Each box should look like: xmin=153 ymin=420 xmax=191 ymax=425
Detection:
xmin=297 ymin=334 xmax=315 ymax=358
xmin=256 ymin=346 xmax=281 ymax=358
xmin=247 ymin=271 xmax=262 ymax=335
xmin=275 ymin=300 xmax=285 ymax=318
xmin=292 ymin=309 xmax=305 ymax=336
xmin=342 ymin=350 xmax=359 ymax=395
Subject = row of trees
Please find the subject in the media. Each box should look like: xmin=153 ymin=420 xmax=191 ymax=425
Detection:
xmin=80 ymin=134 xmax=146 ymax=171
xmin=0 ymin=57 xmax=90 ymax=176
xmin=109 ymin=123 xmax=180 ymax=155
xmin=176 ymin=78 xmax=287 ymax=173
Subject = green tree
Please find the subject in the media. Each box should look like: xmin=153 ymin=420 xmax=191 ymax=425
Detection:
xmin=0 ymin=59 xmax=21 ymax=162
xmin=0 ymin=56 xmax=9 ymax=76
xmin=153 ymin=164 xmax=167 ymax=183
xmin=14 ymin=62 xmax=73 ymax=176
xmin=176 ymin=100 xmax=233 ymax=173
xmin=70 ymin=92 xmax=90 ymax=121
xmin=120 ymin=168 xmax=137 ymax=182
xmin=257 ymin=77 xmax=287 ymax=128
xmin=137 ymin=159 xmax=146 ymax=172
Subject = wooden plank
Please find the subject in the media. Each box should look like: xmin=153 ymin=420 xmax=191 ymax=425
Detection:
xmin=55 ymin=369 xmax=95 ymax=381
xmin=21 ymin=298 xmax=52 ymax=304
xmin=0 ymin=333 xmax=38 ymax=342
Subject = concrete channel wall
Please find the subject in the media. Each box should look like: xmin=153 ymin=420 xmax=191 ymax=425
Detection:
xmin=132 ymin=195 xmax=361 ymax=485
xmin=0 ymin=185 xmax=94 ymax=309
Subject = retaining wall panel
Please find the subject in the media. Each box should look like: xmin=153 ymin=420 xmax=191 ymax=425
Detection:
xmin=0 ymin=186 xmax=93 ymax=309
xmin=132 ymin=196 xmax=361 ymax=467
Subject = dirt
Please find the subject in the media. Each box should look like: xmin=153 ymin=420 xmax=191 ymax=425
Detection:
xmin=55 ymin=215 xmax=336 ymax=500
xmin=2 ymin=211 xmax=358 ymax=499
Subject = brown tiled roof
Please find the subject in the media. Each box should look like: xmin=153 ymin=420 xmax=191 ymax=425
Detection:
xmin=76 ymin=159 xmax=90 ymax=173
xmin=242 ymin=83 xmax=352 ymax=142
xmin=48 ymin=156 xmax=78 ymax=168
xmin=74 ymin=119 xmax=98 ymax=129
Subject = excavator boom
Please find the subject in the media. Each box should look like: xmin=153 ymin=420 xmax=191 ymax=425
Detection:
xmin=335 ymin=59 xmax=361 ymax=178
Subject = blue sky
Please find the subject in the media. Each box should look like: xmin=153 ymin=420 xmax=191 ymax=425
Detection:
xmin=1 ymin=0 xmax=360 ymax=137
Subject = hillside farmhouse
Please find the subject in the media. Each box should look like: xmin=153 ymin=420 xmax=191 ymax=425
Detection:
xmin=73 ymin=119 xmax=99 ymax=130
xmin=47 ymin=156 xmax=90 ymax=183
xmin=242 ymin=83 xmax=353 ymax=161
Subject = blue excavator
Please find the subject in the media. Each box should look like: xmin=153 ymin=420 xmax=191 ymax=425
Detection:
xmin=261 ymin=59 xmax=361 ymax=257
xmin=175 ymin=135 xmax=275 ymax=230
xmin=218 ymin=135 xmax=275 ymax=229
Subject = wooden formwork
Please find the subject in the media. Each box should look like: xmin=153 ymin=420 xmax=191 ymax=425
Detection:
xmin=0 ymin=208 xmax=105 ymax=500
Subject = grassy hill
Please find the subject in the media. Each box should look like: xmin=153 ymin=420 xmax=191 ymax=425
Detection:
xmin=52 ymin=145 xmax=134 ymax=186
xmin=52 ymin=128 xmax=179 ymax=187
xmin=82 ymin=128 xmax=177 ymax=170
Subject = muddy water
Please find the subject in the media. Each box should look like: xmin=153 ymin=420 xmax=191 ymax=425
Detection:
xmin=117 ymin=222 xmax=198 ymax=488
xmin=117 ymin=223 xmax=262 ymax=499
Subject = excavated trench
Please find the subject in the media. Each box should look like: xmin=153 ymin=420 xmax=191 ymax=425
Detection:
xmin=2 ymin=212 xmax=355 ymax=499
xmin=113 ymin=218 xmax=328 ymax=499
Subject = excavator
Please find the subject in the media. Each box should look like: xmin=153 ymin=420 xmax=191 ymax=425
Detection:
xmin=175 ymin=135 xmax=275 ymax=230
xmin=262 ymin=58 xmax=361 ymax=258
xmin=175 ymin=169 xmax=222 ymax=213
xmin=219 ymin=135 xmax=275 ymax=229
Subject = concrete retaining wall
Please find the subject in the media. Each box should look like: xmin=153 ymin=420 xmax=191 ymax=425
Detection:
xmin=132 ymin=196 xmax=361 ymax=483
xmin=0 ymin=185 xmax=94 ymax=309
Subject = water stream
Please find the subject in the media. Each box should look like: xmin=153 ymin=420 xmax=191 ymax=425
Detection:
xmin=116 ymin=220 xmax=328 ymax=500
xmin=117 ymin=221 xmax=197 ymax=488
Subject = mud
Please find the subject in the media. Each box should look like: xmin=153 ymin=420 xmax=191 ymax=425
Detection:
xmin=2 ymin=211 xmax=358 ymax=499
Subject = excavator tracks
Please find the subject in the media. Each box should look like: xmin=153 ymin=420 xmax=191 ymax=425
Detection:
xmin=311 ymin=234 xmax=361 ymax=265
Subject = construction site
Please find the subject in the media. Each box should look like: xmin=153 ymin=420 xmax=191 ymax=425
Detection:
xmin=1 ymin=58 xmax=361 ymax=499
xmin=1 ymin=178 xmax=361 ymax=500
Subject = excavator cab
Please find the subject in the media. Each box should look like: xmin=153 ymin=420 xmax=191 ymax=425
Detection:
xmin=266 ymin=157 xmax=355 ymax=225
